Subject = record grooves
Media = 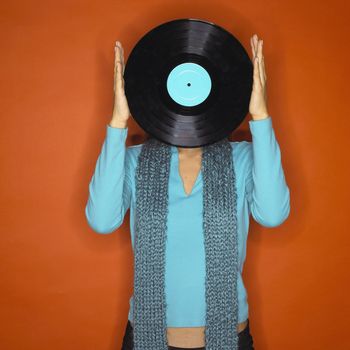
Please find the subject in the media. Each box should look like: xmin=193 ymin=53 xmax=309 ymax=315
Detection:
xmin=124 ymin=18 xmax=253 ymax=147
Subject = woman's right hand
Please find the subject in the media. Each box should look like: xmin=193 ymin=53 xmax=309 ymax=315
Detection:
xmin=110 ymin=41 xmax=130 ymax=127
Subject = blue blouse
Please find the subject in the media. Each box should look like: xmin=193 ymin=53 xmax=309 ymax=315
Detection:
xmin=85 ymin=116 xmax=290 ymax=327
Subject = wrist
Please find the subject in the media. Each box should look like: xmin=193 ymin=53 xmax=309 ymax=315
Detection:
xmin=251 ymin=113 xmax=269 ymax=121
xmin=109 ymin=119 xmax=128 ymax=129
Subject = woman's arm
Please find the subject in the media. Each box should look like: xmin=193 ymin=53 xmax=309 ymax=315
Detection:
xmin=85 ymin=40 xmax=133 ymax=234
xmin=245 ymin=116 xmax=290 ymax=227
xmin=243 ymin=35 xmax=290 ymax=227
xmin=85 ymin=124 xmax=132 ymax=234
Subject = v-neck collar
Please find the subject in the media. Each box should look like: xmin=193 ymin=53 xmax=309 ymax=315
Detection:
xmin=171 ymin=145 xmax=202 ymax=197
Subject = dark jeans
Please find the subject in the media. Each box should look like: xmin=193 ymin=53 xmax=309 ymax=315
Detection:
xmin=121 ymin=319 xmax=255 ymax=350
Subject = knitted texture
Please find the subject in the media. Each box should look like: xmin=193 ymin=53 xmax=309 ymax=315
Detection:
xmin=133 ymin=136 xmax=239 ymax=350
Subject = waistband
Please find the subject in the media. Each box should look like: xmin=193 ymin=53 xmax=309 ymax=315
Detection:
xmin=128 ymin=318 xmax=250 ymax=334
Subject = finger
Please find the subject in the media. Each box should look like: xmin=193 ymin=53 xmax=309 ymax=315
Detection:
xmin=115 ymin=61 xmax=123 ymax=93
xmin=114 ymin=55 xmax=118 ymax=93
xmin=116 ymin=41 xmax=125 ymax=74
xmin=116 ymin=41 xmax=125 ymax=76
xmin=121 ymin=45 xmax=125 ymax=76
xmin=250 ymin=37 xmax=255 ymax=59
xmin=119 ymin=42 xmax=124 ymax=63
xmin=119 ymin=62 xmax=125 ymax=91
xmin=114 ymin=46 xmax=121 ymax=73
xmin=261 ymin=55 xmax=267 ymax=82
xmin=257 ymin=40 xmax=265 ymax=84
xmin=115 ymin=43 xmax=122 ymax=64
xmin=116 ymin=45 xmax=125 ymax=88
xmin=115 ymin=45 xmax=123 ymax=79
xmin=253 ymin=34 xmax=259 ymax=55
xmin=258 ymin=38 xmax=263 ymax=60
xmin=113 ymin=46 xmax=118 ymax=92
xmin=250 ymin=35 xmax=257 ymax=59
xmin=258 ymin=58 xmax=265 ymax=85
xmin=259 ymin=39 xmax=267 ymax=82
xmin=253 ymin=56 xmax=261 ymax=88
xmin=120 ymin=61 xmax=125 ymax=90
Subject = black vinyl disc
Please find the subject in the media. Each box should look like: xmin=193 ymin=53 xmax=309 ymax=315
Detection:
xmin=124 ymin=18 xmax=253 ymax=148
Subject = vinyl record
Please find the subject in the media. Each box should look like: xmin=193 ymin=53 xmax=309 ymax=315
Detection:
xmin=124 ymin=18 xmax=253 ymax=148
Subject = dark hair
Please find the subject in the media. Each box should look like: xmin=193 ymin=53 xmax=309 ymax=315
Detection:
xmin=144 ymin=132 xmax=152 ymax=141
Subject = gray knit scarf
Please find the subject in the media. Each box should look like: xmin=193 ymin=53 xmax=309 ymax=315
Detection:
xmin=133 ymin=135 xmax=239 ymax=350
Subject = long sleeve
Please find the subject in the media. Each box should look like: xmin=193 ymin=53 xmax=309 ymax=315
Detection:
xmin=85 ymin=125 xmax=132 ymax=234
xmin=245 ymin=116 xmax=290 ymax=227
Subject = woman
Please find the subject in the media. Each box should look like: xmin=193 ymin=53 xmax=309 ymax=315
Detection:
xmin=85 ymin=34 xmax=290 ymax=350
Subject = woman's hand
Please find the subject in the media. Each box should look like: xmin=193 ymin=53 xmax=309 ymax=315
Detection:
xmin=110 ymin=40 xmax=130 ymax=128
xmin=248 ymin=34 xmax=269 ymax=121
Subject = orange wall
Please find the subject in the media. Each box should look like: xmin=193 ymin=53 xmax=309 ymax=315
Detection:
xmin=1 ymin=0 xmax=348 ymax=349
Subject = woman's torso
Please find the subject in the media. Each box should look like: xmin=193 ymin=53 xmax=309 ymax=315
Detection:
xmin=86 ymin=119 xmax=289 ymax=348
xmin=166 ymin=147 xmax=248 ymax=347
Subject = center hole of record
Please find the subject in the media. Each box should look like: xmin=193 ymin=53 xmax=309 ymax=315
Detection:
xmin=166 ymin=62 xmax=212 ymax=107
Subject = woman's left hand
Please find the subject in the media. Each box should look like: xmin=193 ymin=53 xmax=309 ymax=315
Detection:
xmin=249 ymin=34 xmax=269 ymax=120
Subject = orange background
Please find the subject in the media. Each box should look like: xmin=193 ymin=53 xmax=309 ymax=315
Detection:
xmin=1 ymin=0 xmax=349 ymax=349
